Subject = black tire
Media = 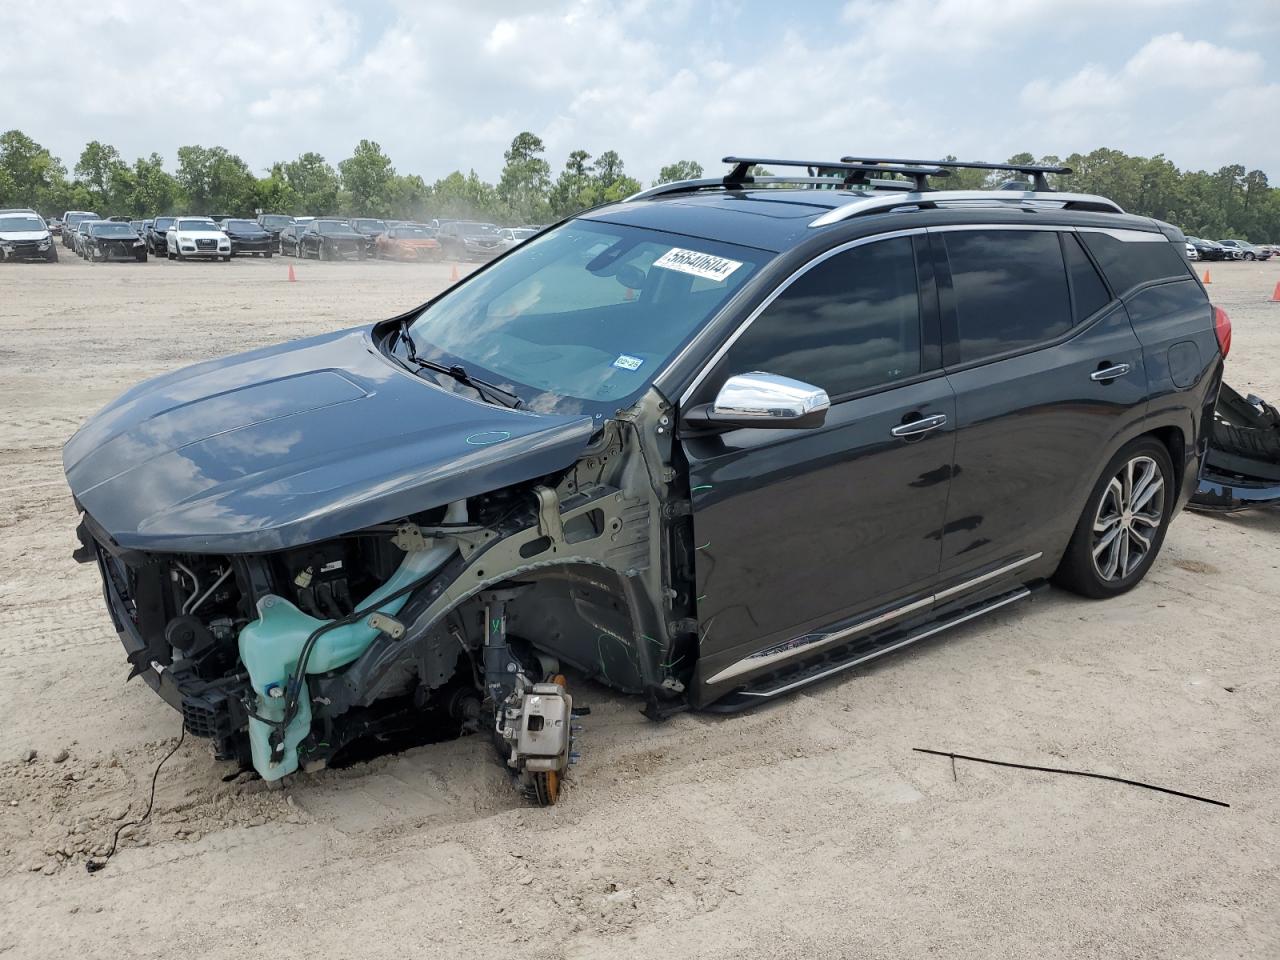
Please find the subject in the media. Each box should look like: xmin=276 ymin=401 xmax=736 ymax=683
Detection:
xmin=1054 ymin=437 xmax=1175 ymax=599
xmin=46 ymin=247 xmax=58 ymax=263
xmin=264 ymin=251 xmax=272 ymax=259
xmin=222 ymin=255 xmax=231 ymax=262
xmin=318 ymin=243 xmax=328 ymax=262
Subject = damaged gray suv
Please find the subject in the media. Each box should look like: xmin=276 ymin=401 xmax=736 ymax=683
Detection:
xmin=66 ymin=156 xmax=1226 ymax=803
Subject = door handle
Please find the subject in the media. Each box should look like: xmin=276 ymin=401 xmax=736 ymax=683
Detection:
xmin=891 ymin=413 xmax=948 ymax=438
xmin=1090 ymin=363 xmax=1131 ymax=382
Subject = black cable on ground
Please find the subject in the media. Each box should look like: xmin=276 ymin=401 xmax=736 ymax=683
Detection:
xmin=86 ymin=724 xmax=187 ymax=873
xmin=913 ymin=747 xmax=1229 ymax=808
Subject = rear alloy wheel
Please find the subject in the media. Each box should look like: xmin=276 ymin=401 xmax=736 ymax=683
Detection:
xmin=1244 ymin=252 xmax=1256 ymax=261
xmin=1054 ymin=438 xmax=1174 ymax=598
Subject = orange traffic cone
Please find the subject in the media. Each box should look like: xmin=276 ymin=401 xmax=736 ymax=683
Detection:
xmin=1202 ymin=269 xmax=1211 ymax=284
xmin=287 ymin=263 xmax=297 ymax=283
xmin=450 ymin=262 xmax=460 ymax=282
xmin=1271 ymin=280 xmax=1280 ymax=302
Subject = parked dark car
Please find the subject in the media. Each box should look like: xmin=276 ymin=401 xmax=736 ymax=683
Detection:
xmin=0 ymin=211 xmax=58 ymax=262
xmin=299 ymin=218 xmax=367 ymax=260
xmin=436 ymin=220 xmax=503 ymax=260
xmin=1185 ymin=237 xmax=1228 ymax=261
xmin=349 ymin=217 xmax=388 ymax=252
xmin=83 ymin=221 xmax=149 ymax=262
xmin=72 ymin=219 xmax=101 ymax=257
xmin=64 ymin=154 xmax=1224 ymax=807
xmin=129 ymin=219 xmax=148 ymax=238
xmin=147 ymin=216 xmax=177 ymax=256
xmin=256 ymin=213 xmax=295 ymax=247
xmin=60 ymin=210 xmax=99 ymax=248
xmin=278 ymin=222 xmax=306 ymax=257
xmin=222 ymin=219 xmax=274 ymax=257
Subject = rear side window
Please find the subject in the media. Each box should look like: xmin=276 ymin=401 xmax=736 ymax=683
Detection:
xmin=714 ymin=236 xmax=921 ymax=398
xmin=1079 ymin=231 xmax=1190 ymax=296
xmin=941 ymin=230 xmax=1072 ymax=363
xmin=1063 ymin=233 xmax=1112 ymax=321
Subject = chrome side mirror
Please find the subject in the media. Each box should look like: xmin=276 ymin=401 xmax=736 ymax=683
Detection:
xmin=687 ymin=372 xmax=830 ymax=430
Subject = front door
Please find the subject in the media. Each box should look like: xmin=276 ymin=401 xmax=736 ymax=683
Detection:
xmin=679 ymin=233 xmax=956 ymax=696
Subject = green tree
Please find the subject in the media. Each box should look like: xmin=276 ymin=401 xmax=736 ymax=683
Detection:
xmin=497 ymin=131 xmax=552 ymax=224
xmin=431 ymin=169 xmax=502 ymax=220
xmin=282 ymin=152 xmax=340 ymax=214
xmin=653 ymin=160 xmax=704 ymax=185
xmin=175 ymin=145 xmax=257 ymax=214
xmin=254 ymin=162 xmax=300 ymax=214
xmin=387 ymin=173 xmax=432 ymax=221
xmin=75 ymin=141 xmax=128 ymax=210
xmin=0 ymin=130 xmax=70 ymax=213
xmin=549 ymin=150 xmax=594 ymax=219
xmin=123 ymin=153 xmax=179 ymax=217
xmin=338 ymin=139 xmax=395 ymax=217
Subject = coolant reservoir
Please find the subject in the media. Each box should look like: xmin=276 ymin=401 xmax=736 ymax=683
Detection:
xmin=238 ymin=504 xmax=466 ymax=779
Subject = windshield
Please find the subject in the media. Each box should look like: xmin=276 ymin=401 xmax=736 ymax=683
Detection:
xmin=66 ymin=212 xmax=98 ymax=225
xmin=406 ymin=220 xmax=768 ymax=415
xmin=91 ymin=223 xmax=138 ymax=237
xmin=177 ymin=219 xmax=218 ymax=231
xmin=317 ymin=220 xmax=351 ymax=234
xmin=260 ymin=215 xmax=293 ymax=228
xmin=225 ymin=219 xmax=260 ymax=230
xmin=154 ymin=217 xmax=175 ymax=229
xmin=511 ymin=229 xmax=535 ymax=240
xmin=354 ymin=219 xmax=386 ymax=231
xmin=458 ymin=222 xmax=498 ymax=237
xmin=0 ymin=215 xmax=45 ymax=231
xmin=393 ymin=227 xmax=431 ymax=238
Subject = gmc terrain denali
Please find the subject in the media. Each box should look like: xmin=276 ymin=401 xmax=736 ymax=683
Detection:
xmin=65 ymin=156 xmax=1225 ymax=804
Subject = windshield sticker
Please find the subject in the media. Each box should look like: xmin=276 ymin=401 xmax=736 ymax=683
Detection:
xmin=612 ymin=354 xmax=644 ymax=371
xmin=653 ymin=247 xmax=743 ymax=283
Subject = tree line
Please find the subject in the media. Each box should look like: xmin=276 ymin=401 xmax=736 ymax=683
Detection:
xmin=1 ymin=128 xmax=1276 ymax=240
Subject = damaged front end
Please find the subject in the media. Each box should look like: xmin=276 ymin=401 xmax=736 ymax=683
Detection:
xmin=70 ymin=390 xmax=694 ymax=801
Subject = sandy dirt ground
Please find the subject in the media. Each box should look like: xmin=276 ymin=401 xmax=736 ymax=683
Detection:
xmin=0 ymin=252 xmax=1278 ymax=959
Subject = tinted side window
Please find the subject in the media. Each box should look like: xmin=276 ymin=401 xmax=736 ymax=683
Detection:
xmin=715 ymin=236 xmax=921 ymax=398
xmin=942 ymin=230 xmax=1072 ymax=363
xmin=1063 ymin=233 xmax=1112 ymax=321
xmin=1079 ymin=231 xmax=1190 ymax=296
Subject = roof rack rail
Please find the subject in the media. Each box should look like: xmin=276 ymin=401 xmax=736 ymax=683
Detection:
xmin=808 ymin=190 xmax=1124 ymax=228
xmin=839 ymin=156 xmax=1072 ymax=192
xmin=721 ymin=156 xmax=949 ymax=192
xmin=626 ymin=155 xmax=950 ymax=202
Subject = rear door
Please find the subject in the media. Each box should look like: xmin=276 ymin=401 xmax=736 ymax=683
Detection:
xmin=932 ymin=226 xmax=1148 ymax=583
xmin=681 ymin=233 xmax=957 ymax=695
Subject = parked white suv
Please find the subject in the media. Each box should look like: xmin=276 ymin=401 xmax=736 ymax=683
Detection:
xmin=166 ymin=217 xmax=232 ymax=261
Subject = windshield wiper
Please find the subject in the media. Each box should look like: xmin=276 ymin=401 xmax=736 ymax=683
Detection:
xmin=395 ymin=319 xmax=523 ymax=409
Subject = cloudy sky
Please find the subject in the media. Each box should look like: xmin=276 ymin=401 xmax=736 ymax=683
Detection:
xmin=3 ymin=0 xmax=1277 ymax=183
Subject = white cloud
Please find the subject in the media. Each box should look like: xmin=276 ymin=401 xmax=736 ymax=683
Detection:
xmin=0 ymin=0 xmax=1274 ymax=188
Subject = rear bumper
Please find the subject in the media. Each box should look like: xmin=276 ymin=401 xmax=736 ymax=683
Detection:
xmin=1191 ymin=469 xmax=1280 ymax=511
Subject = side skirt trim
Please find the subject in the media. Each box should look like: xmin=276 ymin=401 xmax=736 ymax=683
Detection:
xmin=705 ymin=552 xmax=1041 ymax=686
xmin=740 ymin=586 xmax=1031 ymax=699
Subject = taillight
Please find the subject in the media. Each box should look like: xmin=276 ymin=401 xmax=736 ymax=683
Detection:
xmin=1212 ymin=305 xmax=1232 ymax=358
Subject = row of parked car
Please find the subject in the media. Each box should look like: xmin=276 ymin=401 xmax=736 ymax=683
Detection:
xmin=26 ymin=210 xmax=541 ymax=264
xmin=1185 ymin=237 xmax=1275 ymax=261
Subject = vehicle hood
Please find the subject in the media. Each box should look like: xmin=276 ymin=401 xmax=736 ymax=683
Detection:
xmin=0 ymin=230 xmax=49 ymax=241
xmin=318 ymin=230 xmax=364 ymax=240
xmin=64 ymin=327 xmax=597 ymax=554
xmin=173 ymin=229 xmax=227 ymax=240
xmin=228 ymin=228 xmax=270 ymax=238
